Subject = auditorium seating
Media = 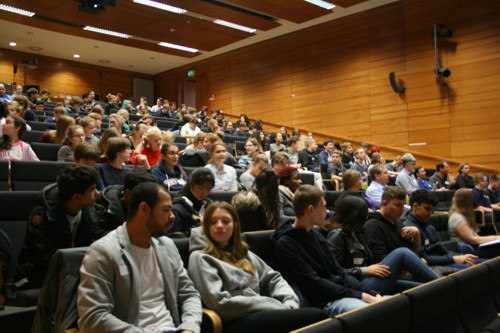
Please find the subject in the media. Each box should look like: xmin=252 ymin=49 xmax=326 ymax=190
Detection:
xmin=27 ymin=121 xmax=52 ymax=131
xmin=0 ymin=160 xmax=9 ymax=191
xmin=10 ymin=160 xmax=72 ymax=191
xmin=21 ymin=130 xmax=44 ymax=143
xmin=433 ymin=190 xmax=455 ymax=212
xmin=30 ymin=142 xmax=62 ymax=161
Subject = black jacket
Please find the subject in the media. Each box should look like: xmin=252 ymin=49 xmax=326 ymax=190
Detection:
xmin=364 ymin=212 xmax=413 ymax=263
xmin=272 ymin=222 xmax=377 ymax=309
xmin=18 ymin=184 xmax=104 ymax=288
xmin=98 ymin=184 xmax=127 ymax=234
xmin=171 ymin=193 xmax=212 ymax=237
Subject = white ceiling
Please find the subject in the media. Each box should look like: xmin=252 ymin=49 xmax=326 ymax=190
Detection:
xmin=0 ymin=0 xmax=398 ymax=75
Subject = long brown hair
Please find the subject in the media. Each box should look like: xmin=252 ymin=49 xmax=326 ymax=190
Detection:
xmin=202 ymin=201 xmax=255 ymax=275
xmin=51 ymin=115 xmax=75 ymax=144
xmin=449 ymin=188 xmax=478 ymax=232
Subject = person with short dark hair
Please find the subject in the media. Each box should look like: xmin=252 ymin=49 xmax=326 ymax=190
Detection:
xmin=38 ymin=88 xmax=51 ymax=102
xmin=170 ymin=168 xmax=215 ymax=237
xmin=66 ymin=96 xmax=83 ymax=115
xmin=299 ymin=138 xmax=319 ymax=172
xmin=99 ymin=168 xmax=158 ymax=233
xmin=405 ymin=189 xmax=479 ymax=269
xmin=472 ymin=173 xmax=500 ymax=229
xmin=349 ymin=148 xmax=368 ymax=181
xmin=364 ymin=187 xmax=422 ymax=262
xmin=455 ymin=162 xmax=474 ymax=189
xmin=429 ymin=161 xmax=456 ymax=190
xmin=18 ymin=165 xmax=103 ymax=287
xmin=365 ymin=163 xmax=390 ymax=208
xmin=273 ymin=185 xmax=383 ymax=316
xmin=74 ymin=141 xmax=100 ymax=167
xmin=326 ymin=150 xmax=345 ymax=183
xmin=486 ymin=174 xmax=500 ymax=205
xmin=78 ymin=182 xmax=202 ymax=332
xmin=415 ymin=165 xmax=432 ymax=191
xmin=95 ymin=137 xmax=132 ymax=189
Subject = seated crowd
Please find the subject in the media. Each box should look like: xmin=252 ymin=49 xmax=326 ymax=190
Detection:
xmin=1 ymin=85 xmax=500 ymax=333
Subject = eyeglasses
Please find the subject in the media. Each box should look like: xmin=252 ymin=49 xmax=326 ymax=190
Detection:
xmin=166 ymin=152 xmax=179 ymax=156
xmin=71 ymin=133 xmax=85 ymax=138
xmin=245 ymin=144 xmax=254 ymax=148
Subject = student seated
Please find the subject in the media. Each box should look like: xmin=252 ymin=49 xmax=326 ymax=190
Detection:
xmin=78 ymin=182 xmax=202 ymax=333
xmin=324 ymin=195 xmax=438 ymax=294
xmin=151 ymin=143 xmax=187 ymax=192
xmin=18 ymin=165 xmax=104 ymax=288
xmin=273 ymin=185 xmax=384 ymax=317
xmin=95 ymin=137 xmax=132 ymax=190
xmin=188 ymin=201 xmax=327 ymax=333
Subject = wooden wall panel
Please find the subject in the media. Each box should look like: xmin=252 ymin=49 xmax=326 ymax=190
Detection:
xmin=155 ymin=0 xmax=500 ymax=173
xmin=0 ymin=49 xmax=151 ymax=101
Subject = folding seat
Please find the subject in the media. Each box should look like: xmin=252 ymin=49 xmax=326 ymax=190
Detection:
xmin=207 ymin=191 xmax=238 ymax=204
xmin=30 ymin=142 xmax=62 ymax=161
xmin=20 ymin=130 xmax=44 ymax=143
xmin=427 ymin=214 xmax=458 ymax=251
xmin=27 ymin=121 xmax=52 ymax=131
xmin=404 ymin=277 xmax=465 ymax=333
xmin=10 ymin=160 xmax=72 ymax=191
xmin=243 ymin=230 xmax=274 ymax=267
xmin=452 ymin=265 xmax=498 ymax=333
xmin=485 ymin=257 xmax=500 ymax=311
xmin=0 ymin=159 xmax=9 ymax=190
xmin=336 ymin=294 xmax=410 ymax=333
xmin=324 ymin=190 xmax=341 ymax=213
xmin=299 ymin=172 xmax=315 ymax=186
xmin=179 ymin=153 xmax=207 ymax=167
xmin=290 ymin=318 xmax=342 ymax=333
xmin=320 ymin=163 xmax=339 ymax=191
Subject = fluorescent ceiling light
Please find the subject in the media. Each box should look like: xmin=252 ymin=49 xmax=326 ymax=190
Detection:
xmin=0 ymin=4 xmax=35 ymax=17
xmin=158 ymin=42 xmax=198 ymax=53
xmin=213 ymin=19 xmax=256 ymax=34
xmin=304 ymin=0 xmax=335 ymax=10
xmin=84 ymin=26 xmax=131 ymax=39
xmin=133 ymin=0 xmax=186 ymax=14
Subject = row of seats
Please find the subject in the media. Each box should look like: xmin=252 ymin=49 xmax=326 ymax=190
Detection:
xmin=292 ymin=257 xmax=500 ymax=333
xmin=0 ymin=160 xmax=72 ymax=191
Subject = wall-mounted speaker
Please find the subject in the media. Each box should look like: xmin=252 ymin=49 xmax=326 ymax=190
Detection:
xmin=389 ymin=72 xmax=406 ymax=94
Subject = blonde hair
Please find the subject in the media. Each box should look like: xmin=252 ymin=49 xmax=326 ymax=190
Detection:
xmin=449 ymin=188 xmax=478 ymax=232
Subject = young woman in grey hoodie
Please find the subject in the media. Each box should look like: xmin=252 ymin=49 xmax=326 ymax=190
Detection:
xmin=188 ymin=201 xmax=326 ymax=333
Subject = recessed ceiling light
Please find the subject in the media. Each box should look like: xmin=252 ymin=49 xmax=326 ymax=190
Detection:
xmin=0 ymin=4 xmax=35 ymax=17
xmin=158 ymin=42 xmax=198 ymax=53
xmin=98 ymin=59 xmax=111 ymax=63
xmin=9 ymin=42 xmax=16 ymax=47
xmin=73 ymin=54 xmax=80 ymax=58
xmin=28 ymin=46 xmax=43 ymax=51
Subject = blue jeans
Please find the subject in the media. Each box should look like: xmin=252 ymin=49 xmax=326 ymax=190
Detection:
xmin=361 ymin=247 xmax=439 ymax=294
xmin=324 ymin=297 xmax=369 ymax=317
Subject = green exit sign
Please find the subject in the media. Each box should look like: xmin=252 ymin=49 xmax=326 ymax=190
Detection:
xmin=187 ymin=69 xmax=195 ymax=77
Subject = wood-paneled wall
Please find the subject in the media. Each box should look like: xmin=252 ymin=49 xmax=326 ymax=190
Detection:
xmin=155 ymin=0 xmax=500 ymax=174
xmin=0 ymin=48 xmax=152 ymax=101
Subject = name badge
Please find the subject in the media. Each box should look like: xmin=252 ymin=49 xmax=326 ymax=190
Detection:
xmin=119 ymin=265 xmax=129 ymax=276
xmin=424 ymin=239 xmax=430 ymax=246
xmin=353 ymin=258 xmax=364 ymax=265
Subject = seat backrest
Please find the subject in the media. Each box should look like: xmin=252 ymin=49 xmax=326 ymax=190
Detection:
xmin=404 ymin=277 xmax=465 ymax=333
xmin=324 ymin=190 xmax=341 ymax=212
xmin=290 ymin=318 xmax=343 ymax=333
xmin=0 ymin=159 xmax=9 ymax=190
xmin=0 ymin=191 xmax=40 ymax=256
xmin=244 ymin=230 xmax=275 ymax=267
xmin=337 ymin=294 xmax=410 ymax=333
xmin=179 ymin=153 xmax=206 ymax=167
xmin=21 ymin=130 xmax=44 ymax=143
xmin=434 ymin=190 xmax=455 ymax=212
xmin=27 ymin=121 xmax=52 ymax=131
xmin=299 ymin=172 xmax=315 ymax=186
xmin=30 ymin=142 xmax=62 ymax=161
xmin=33 ymin=247 xmax=88 ymax=333
xmin=10 ymin=160 xmax=72 ymax=191
xmin=485 ymin=257 xmax=500 ymax=311
xmin=207 ymin=191 xmax=238 ymax=204
xmin=427 ymin=214 xmax=451 ymax=242
xmin=173 ymin=237 xmax=190 ymax=269
xmin=452 ymin=264 xmax=498 ymax=333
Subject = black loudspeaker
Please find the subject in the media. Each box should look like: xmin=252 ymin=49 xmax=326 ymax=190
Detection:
xmin=389 ymin=72 xmax=406 ymax=94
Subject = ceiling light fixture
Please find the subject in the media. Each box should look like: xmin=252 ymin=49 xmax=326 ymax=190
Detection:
xmin=83 ymin=26 xmax=131 ymax=39
xmin=0 ymin=4 xmax=35 ymax=17
xmin=133 ymin=0 xmax=186 ymax=14
xmin=304 ymin=0 xmax=335 ymax=10
xmin=9 ymin=42 xmax=17 ymax=47
xmin=158 ymin=42 xmax=198 ymax=53
xmin=73 ymin=54 xmax=80 ymax=58
xmin=213 ymin=19 xmax=256 ymax=33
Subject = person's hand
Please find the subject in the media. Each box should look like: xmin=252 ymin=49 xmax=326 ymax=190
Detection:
xmin=366 ymin=264 xmax=391 ymax=278
xmin=361 ymin=293 xmax=384 ymax=304
xmin=400 ymin=226 xmax=419 ymax=239
xmin=453 ymin=254 xmax=478 ymax=266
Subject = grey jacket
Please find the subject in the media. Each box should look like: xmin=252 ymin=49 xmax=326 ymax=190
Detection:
xmin=188 ymin=250 xmax=299 ymax=321
xmin=77 ymin=224 xmax=202 ymax=333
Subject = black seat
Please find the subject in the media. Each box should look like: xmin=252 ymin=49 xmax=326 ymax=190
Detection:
xmin=288 ymin=318 xmax=342 ymax=333
xmin=0 ymin=159 xmax=9 ymax=190
xmin=208 ymin=191 xmax=238 ymax=204
xmin=30 ymin=142 xmax=62 ymax=161
xmin=433 ymin=190 xmax=455 ymax=212
xmin=244 ymin=230 xmax=274 ymax=267
xmin=179 ymin=152 xmax=207 ymax=167
xmin=10 ymin=160 xmax=72 ymax=191
xmin=27 ymin=121 xmax=52 ymax=131
xmin=404 ymin=277 xmax=465 ymax=333
xmin=336 ymin=294 xmax=410 ymax=333
xmin=452 ymin=264 xmax=498 ymax=333
xmin=21 ymin=130 xmax=44 ymax=143
xmin=299 ymin=172 xmax=315 ymax=186
xmin=427 ymin=214 xmax=458 ymax=251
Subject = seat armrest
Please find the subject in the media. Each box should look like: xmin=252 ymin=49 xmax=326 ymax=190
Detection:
xmin=202 ymin=308 xmax=222 ymax=333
